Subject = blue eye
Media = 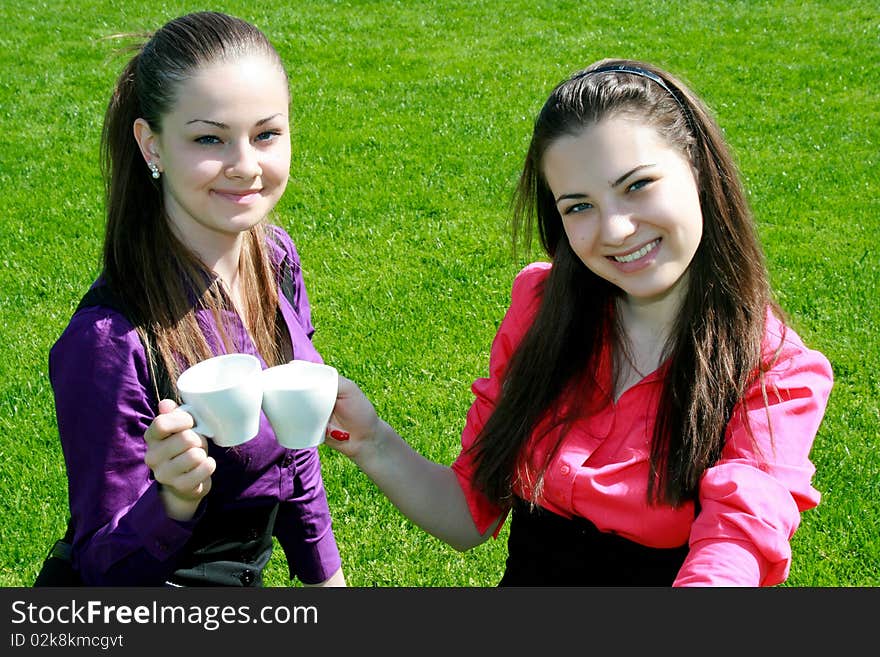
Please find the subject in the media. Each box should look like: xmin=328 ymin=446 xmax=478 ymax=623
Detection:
xmin=256 ymin=130 xmax=281 ymax=142
xmin=194 ymin=135 xmax=221 ymax=145
xmin=627 ymin=178 xmax=652 ymax=192
xmin=564 ymin=202 xmax=594 ymax=215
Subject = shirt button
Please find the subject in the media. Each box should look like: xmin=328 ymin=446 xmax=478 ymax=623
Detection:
xmin=282 ymin=453 xmax=294 ymax=467
xmin=560 ymin=464 xmax=571 ymax=476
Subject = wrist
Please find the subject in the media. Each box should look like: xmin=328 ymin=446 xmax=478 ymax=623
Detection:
xmin=352 ymin=419 xmax=395 ymax=472
xmin=159 ymin=486 xmax=201 ymax=521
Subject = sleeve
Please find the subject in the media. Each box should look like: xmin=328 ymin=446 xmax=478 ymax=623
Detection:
xmin=49 ymin=307 xmax=200 ymax=585
xmin=674 ymin=322 xmax=834 ymax=587
xmin=274 ymin=447 xmax=342 ymax=584
xmin=450 ymin=262 xmax=550 ymax=536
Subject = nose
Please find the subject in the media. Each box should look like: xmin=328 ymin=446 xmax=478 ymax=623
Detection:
xmin=599 ymin=206 xmax=637 ymax=244
xmin=225 ymin=139 xmax=261 ymax=179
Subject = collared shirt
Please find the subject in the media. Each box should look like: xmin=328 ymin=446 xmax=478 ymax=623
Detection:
xmin=49 ymin=225 xmax=341 ymax=585
xmin=452 ymin=262 xmax=833 ymax=586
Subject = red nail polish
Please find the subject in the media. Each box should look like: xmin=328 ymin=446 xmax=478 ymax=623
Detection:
xmin=329 ymin=429 xmax=350 ymax=441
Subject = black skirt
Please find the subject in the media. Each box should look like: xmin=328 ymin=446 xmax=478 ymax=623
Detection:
xmin=499 ymin=497 xmax=689 ymax=586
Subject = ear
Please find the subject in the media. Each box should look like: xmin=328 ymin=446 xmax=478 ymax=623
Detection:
xmin=133 ymin=118 xmax=161 ymax=168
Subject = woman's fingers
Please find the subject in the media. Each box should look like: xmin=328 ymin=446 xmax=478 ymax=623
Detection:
xmin=152 ymin=448 xmax=216 ymax=493
xmin=145 ymin=407 xmax=195 ymax=445
xmin=157 ymin=398 xmax=179 ymax=415
xmin=167 ymin=454 xmax=216 ymax=493
xmin=326 ymin=426 xmax=350 ymax=441
xmin=144 ymin=428 xmax=202 ymax=470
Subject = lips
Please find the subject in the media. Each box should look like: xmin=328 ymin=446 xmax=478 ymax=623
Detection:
xmin=610 ymin=238 xmax=661 ymax=263
xmin=212 ymin=189 xmax=263 ymax=204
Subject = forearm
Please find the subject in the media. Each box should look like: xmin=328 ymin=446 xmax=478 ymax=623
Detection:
xmin=673 ymin=538 xmax=766 ymax=587
xmin=75 ymin=485 xmax=197 ymax=585
xmin=353 ymin=420 xmax=492 ymax=551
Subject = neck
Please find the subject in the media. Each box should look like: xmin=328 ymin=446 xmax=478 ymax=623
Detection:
xmin=180 ymin=231 xmax=247 ymax=314
xmin=211 ymin=250 xmax=243 ymax=294
xmin=617 ymin=276 xmax=686 ymax=344
xmin=612 ymin=279 xmax=686 ymax=400
xmin=183 ymin=234 xmax=244 ymax=290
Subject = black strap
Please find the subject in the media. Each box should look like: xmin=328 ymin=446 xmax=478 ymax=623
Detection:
xmin=268 ymin=224 xmax=301 ymax=318
xmin=279 ymin=257 xmax=297 ymax=315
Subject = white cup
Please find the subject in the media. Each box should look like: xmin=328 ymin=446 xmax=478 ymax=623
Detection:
xmin=260 ymin=360 xmax=338 ymax=449
xmin=176 ymin=353 xmax=264 ymax=447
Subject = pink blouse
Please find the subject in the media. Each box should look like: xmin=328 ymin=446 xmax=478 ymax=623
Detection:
xmin=451 ymin=262 xmax=833 ymax=586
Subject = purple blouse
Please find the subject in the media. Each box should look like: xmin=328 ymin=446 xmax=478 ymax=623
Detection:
xmin=49 ymin=225 xmax=342 ymax=585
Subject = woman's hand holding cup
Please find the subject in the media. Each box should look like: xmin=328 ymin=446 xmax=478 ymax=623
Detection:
xmin=144 ymin=398 xmax=217 ymax=521
xmin=323 ymin=375 xmax=385 ymax=462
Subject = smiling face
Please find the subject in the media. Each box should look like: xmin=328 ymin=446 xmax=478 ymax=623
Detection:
xmin=134 ymin=54 xmax=291 ymax=251
xmin=542 ymin=115 xmax=703 ymax=305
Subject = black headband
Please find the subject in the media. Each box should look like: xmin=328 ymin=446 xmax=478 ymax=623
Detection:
xmin=583 ymin=64 xmax=697 ymax=133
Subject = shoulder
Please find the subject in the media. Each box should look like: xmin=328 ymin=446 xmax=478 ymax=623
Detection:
xmin=761 ymin=308 xmax=833 ymax=391
xmin=491 ymin=261 xmax=552 ymax=346
xmin=49 ymin=294 xmax=149 ymax=400
xmin=510 ymin=261 xmax=551 ymax=306
xmin=51 ymin=296 xmax=142 ymax=363
xmin=265 ymin=223 xmax=303 ymax=271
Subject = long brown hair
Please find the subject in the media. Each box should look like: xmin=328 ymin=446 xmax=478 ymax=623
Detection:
xmin=472 ymin=58 xmax=782 ymax=507
xmin=100 ymin=12 xmax=290 ymax=391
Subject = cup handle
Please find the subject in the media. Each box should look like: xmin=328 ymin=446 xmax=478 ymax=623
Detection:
xmin=177 ymin=404 xmax=214 ymax=438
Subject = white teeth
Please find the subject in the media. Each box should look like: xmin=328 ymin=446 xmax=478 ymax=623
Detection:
xmin=613 ymin=239 xmax=660 ymax=263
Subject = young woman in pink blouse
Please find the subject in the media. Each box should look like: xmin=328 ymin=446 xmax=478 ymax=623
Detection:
xmin=325 ymin=58 xmax=834 ymax=586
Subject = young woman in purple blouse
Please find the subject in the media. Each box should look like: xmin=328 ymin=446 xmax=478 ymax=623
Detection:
xmin=48 ymin=12 xmax=345 ymax=586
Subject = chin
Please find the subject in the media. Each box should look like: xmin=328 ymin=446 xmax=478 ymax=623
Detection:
xmin=226 ymin=209 xmax=270 ymax=228
xmin=628 ymin=279 xmax=687 ymax=303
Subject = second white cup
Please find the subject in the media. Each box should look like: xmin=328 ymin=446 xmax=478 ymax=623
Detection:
xmin=260 ymin=360 xmax=338 ymax=449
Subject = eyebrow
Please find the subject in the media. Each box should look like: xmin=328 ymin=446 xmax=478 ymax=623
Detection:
xmin=554 ymin=164 xmax=656 ymax=203
xmin=185 ymin=113 xmax=285 ymax=128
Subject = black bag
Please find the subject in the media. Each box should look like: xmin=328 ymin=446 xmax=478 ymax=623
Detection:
xmin=33 ymin=524 xmax=81 ymax=586
xmin=33 ymin=504 xmax=279 ymax=587
xmin=34 ymin=246 xmax=299 ymax=587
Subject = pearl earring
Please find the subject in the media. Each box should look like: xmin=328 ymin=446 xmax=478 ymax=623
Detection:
xmin=148 ymin=161 xmax=161 ymax=179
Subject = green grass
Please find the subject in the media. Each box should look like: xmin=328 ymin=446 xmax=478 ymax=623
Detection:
xmin=1 ymin=0 xmax=877 ymax=587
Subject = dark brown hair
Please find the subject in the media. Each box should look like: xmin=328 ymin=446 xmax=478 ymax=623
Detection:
xmin=100 ymin=12 xmax=290 ymax=391
xmin=472 ymin=58 xmax=782 ymax=507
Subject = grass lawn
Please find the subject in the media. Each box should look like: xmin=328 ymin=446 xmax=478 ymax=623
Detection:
xmin=0 ymin=0 xmax=877 ymax=587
